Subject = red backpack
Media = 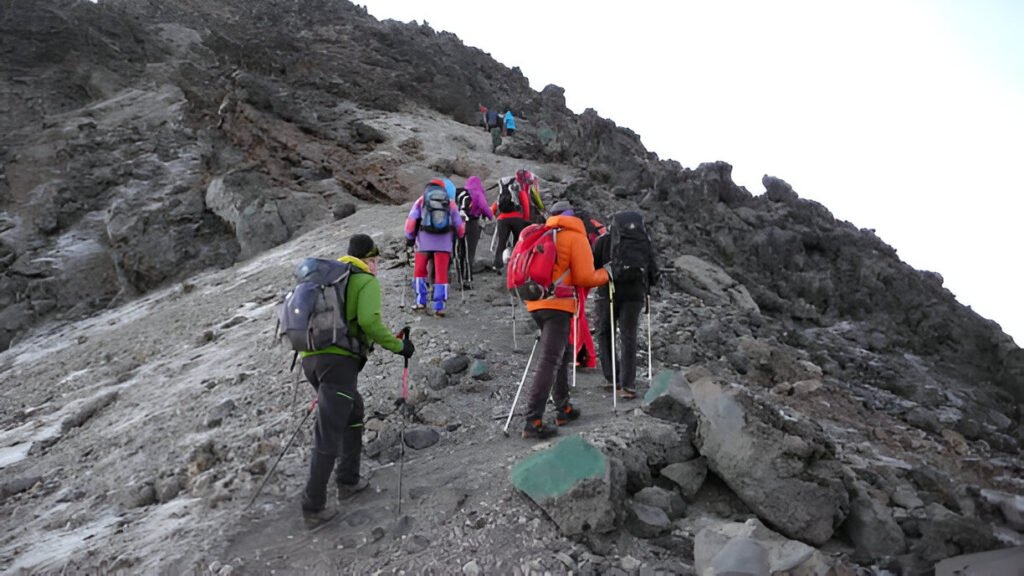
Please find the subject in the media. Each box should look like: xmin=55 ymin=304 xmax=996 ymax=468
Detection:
xmin=506 ymin=224 xmax=569 ymax=301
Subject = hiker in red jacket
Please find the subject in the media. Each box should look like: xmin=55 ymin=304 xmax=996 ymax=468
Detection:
xmin=490 ymin=176 xmax=531 ymax=273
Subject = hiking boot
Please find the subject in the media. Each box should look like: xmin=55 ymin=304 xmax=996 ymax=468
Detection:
xmin=555 ymin=404 xmax=581 ymax=426
xmin=617 ymin=387 xmax=638 ymax=400
xmin=336 ymin=477 xmax=369 ymax=502
xmin=434 ymin=308 xmax=446 ymax=317
xmin=412 ymin=303 xmax=426 ymax=311
xmin=522 ymin=419 xmax=558 ymax=440
xmin=301 ymin=506 xmax=339 ymax=529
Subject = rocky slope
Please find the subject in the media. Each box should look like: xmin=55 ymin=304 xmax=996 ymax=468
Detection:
xmin=1 ymin=0 xmax=1022 ymax=574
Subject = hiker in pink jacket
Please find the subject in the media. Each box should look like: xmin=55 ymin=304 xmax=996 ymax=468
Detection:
xmin=454 ymin=176 xmax=495 ymax=288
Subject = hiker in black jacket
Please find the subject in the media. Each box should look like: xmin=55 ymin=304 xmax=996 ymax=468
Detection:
xmin=592 ymin=212 xmax=659 ymax=399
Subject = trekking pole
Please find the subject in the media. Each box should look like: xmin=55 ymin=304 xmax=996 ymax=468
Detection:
xmin=572 ymin=297 xmax=578 ymax=389
xmin=247 ymin=397 xmax=318 ymax=509
xmin=396 ymin=326 xmax=411 ymax=517
xmin=464 ymin=237 xmax=473 ymax=284
xmin=610 ymin=281 xmax=617 ymax=413
xmin=510 ymin=293 xmax=518 ymax=351
xmin=401 ymin=248 xmax=412 ymax=309
xmin=456 ymin=243 xmax=465 ymax=304
xmin=503 ymin=336 xmax=539 ymax=436
xmin=646 ymin=294 xmax=653 ymax=380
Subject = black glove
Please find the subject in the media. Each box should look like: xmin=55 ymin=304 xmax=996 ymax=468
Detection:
xmin=400 ymin=338 xmax=415 ymax=359
xmin=405 ymin=238 xmax=415 ymax=247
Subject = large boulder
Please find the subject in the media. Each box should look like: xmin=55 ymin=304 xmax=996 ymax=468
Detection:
xmin=583 ymin=415 xmax=695 ymax=493
xmin=510 ymin=435 xmax=626 ymax=536
xmin=205 ymin=170 xmax=331 ymax=260
xmin=842 ymin=479 xmax=906 ymax=559
xmin=672 ymin=255 xmax=760 ymax=315
xmin=690 ymin=376 xmax=850 ymax=545
xmin=642 ymin=370 xmax=699 ymax=430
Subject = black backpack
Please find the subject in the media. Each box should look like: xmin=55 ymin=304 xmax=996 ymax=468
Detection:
xmin=497 ymin=176 xmax=521 ymax=214
xmin=420 ymin=184 xmax=452 ymax=233
xmin=455 ymin=187 xmax=472 ymax=218
xmin=609 ymin=211 xmax=653 ymax=287
xmin=277 ymin=258 xmax=364 ymax=354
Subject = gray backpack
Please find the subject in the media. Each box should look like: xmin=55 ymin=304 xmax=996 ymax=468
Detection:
xmin=277 ymin=258 xmax=364 ymax=354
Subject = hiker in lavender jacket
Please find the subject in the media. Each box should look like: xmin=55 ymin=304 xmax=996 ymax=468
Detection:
xmin=404 ymin=178 xmax=465 ymax=316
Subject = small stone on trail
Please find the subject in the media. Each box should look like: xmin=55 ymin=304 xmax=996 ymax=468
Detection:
xmin=404 ymin=427 xmax=440 ymax=450
xmin=441 ymin=355 xmax=470 ymax=374
xmin=469 ymin=360 xmax=490 ymax=380
xmin=205 ymin=398 xmax=238 ymax=428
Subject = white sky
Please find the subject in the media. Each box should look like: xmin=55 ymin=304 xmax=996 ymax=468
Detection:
xmin=360 ymin=0 xmax=1024 ymax=345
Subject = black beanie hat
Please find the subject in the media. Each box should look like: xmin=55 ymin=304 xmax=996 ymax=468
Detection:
xmin=347 ymin=234 xmax=379 ymax=259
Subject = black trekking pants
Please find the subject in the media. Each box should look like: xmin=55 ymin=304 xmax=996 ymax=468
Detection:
xmin=525 ymin=309 xmax=572 ymax=422
xmin=596 ymin=298 xmax=644 ymax=391
xmin=455 ymin=218 xmax=482 ymax=282
xmin=465 ymin=218 xmax=482 ymax=275
xmin=300 ymin=353 xmax=364 ymax=511
xmin=493 ymin=217 xmax=529 ymax=270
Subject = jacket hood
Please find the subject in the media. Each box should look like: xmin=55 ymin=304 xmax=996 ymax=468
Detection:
xmin=337 ymin=255 xmax=372 ymax=274
xmin=547 ymin=214 xmax=586 ymax=234
xmin=466 ymin=176 xmax=484 ymax=195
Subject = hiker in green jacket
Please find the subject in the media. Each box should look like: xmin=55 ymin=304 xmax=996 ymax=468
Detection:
xmin=300 ymin=233 xmax=415 ymax=525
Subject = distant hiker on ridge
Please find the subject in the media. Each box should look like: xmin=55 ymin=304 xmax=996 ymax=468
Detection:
xmin=486 ymin=108 xmax=499 ymax=132
xmin=490 ymin=124 xmax=503 ymax=153
xmin=504 ymin=109 xmax=516 ymax=136
xmin=298 ymin=234 xmax=415 ymax=526
xmin=405 ymin=178 xmax=466 ymax=316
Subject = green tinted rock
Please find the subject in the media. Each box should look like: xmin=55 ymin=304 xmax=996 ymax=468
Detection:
xmin=469 ymin=359 xmax=490 ymax=380
xmin=511 ymin=435 xmax=606 ymax=501
xmin=643 ymin=370 xmax=677 ymax=405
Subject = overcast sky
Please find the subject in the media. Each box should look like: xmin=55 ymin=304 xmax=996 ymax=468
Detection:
xmin=360 ymin=0 xmax=1024 ymax=345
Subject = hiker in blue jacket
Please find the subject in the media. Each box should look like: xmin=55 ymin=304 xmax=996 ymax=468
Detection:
xmin=504 ymin=110 xmax=516 ymax=136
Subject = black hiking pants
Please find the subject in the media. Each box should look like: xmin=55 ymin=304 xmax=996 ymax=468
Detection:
xmin=300 ymin=353 xmax=364 ymax=512
xmin=455 ymin=218 xmax=482 ymax=282
xmin=525 ymin=309 xmax=573 ymax=422
xmin=596 ymin=298 xmax=644 ymax=391
xmin=492 ymin=217 xmax=528 ymax=271
xmin=465 ymin=218 xmax=482 ymax=275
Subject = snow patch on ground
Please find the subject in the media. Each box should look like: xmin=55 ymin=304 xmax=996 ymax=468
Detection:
xmin=0 ymin=442 xmax=31 ymax=469
xmin=3 ymin=511 xmax=120 ymax=573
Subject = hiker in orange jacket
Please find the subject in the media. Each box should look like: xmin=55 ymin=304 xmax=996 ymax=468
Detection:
xmin=520 ymin=203 xmax=610 ymax=439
